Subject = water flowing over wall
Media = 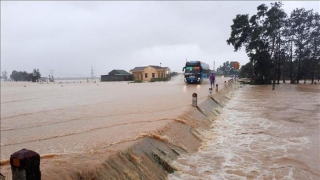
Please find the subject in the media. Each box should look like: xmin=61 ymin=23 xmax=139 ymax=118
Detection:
xmin=0 ymin=80 xmax=239 ymax=179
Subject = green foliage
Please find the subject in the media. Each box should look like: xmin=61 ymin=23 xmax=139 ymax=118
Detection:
xmin=10 ymin=69 xmax=41 ymax=82
xmin=239 ymin=62 xmax=253 ymax=79
xmin=216 ymin=61 xmax=238 ymax=76
xmin=150 ymin=77 xmax=169 ymax=82
xmin=10 ymin=70 xmax=30 ymax=81
xmin=31 ymin=69 xmax=41 ymax=82
xmin=1 ymin=71 xmax=8 ymax=81
xmin=132 ymin=80 xmax=143 ymax=83
xmin=227 ymin=2 xmax=319 ymax=85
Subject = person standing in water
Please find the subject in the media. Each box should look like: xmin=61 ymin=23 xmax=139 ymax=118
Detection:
xmin=209 ymin=73 xmax=215 ymax=88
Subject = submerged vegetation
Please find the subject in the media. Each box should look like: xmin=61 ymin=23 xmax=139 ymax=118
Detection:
xmin=227 ymin=2 xmax=320 ymax=85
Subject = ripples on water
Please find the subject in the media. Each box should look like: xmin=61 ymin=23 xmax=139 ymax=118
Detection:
xmin=0 ymin=75 xmax=224 ymax=160
xmin=169 ymin=84 xmax=320 ymax=180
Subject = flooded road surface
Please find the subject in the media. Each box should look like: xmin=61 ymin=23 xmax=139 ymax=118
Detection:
xmin=0 ymin=75 xmax=229 ymax=160
xmin=169 ymin=83 xmax=320 ymax=180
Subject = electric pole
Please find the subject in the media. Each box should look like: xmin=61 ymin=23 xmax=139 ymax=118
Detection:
xmin=91 ymin=66 xmax=94 ymax=80
xmin=49 ymin=69 xmax=54 ymax=82
xmin=213 ymin=61 xmax=215 ymax=71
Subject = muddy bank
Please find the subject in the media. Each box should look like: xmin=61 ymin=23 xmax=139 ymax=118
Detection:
xmin=0 ymin=80 xmax=238 ymax=180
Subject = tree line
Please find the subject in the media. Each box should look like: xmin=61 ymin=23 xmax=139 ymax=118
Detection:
xmin=3 ymin=69 xmax=42 ymax=82
xmin=216 ymin=61 xmax=238 ymax=76
xmin=227 ymin=2 xmax=319 ymax=85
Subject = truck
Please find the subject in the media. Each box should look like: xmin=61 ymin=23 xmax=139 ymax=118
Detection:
xmin=182 ymin=61 xmax=210 ymax=84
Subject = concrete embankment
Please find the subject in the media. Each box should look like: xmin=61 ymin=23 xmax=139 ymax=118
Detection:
xmin=1 ymin=80 xmax=239 ymax=180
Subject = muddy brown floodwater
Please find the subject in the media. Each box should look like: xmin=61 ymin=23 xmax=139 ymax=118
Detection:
xmin=169 ymin=83 xmax=320 ymax=180
xmin=0 ymin=75 xmax=229 ymax=178
xmin=1 ymin=77 xmax=318 ymax=180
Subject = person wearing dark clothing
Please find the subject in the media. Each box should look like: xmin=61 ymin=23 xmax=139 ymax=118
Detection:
xmin=209 ymin=73 xmax=215 ymax=88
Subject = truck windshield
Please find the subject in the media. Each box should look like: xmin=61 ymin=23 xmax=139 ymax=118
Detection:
xmin=185 ymin=66 xmax=200 ymax=73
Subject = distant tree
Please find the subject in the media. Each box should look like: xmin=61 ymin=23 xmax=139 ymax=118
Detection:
xmin=31 ymin=69 xmax=41 ymax=82
xmin=1 ymin=71 xmax=8 ymax=81
xmin=10 ymin=69 xmax=41 ymax=82
xmin=216 ymin=61 xmax=238 ymax=76
xmin=49 ymin=75 xmax=55 ymax=82
xmin=239 ymin=62 xmax=253 ymax=79
xmin=10 ymin=70 xmax=28 ymax=81
xmin=216 ymin=61 xmax=230 ymax=76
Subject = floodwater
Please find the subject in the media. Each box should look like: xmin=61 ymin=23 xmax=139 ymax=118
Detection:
xmin=0 ymin=75 xmax=228 ymax=162
xmin=169 ymin=83 xmax=320 ymax=180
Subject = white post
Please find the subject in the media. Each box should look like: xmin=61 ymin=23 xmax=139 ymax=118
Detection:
xmin=192 ymin=93 xmax=197 ymax=107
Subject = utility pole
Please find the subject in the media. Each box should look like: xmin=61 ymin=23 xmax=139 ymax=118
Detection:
xmin=91 ymin=66 xmax=94 ymax=80
xmin=49 ymin=69 xmax=54 ymax=82
xmin=213 ymin=61 xmax=215 ymax=71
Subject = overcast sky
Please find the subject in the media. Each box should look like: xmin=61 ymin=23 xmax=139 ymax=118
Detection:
xmin=1 ymin=1 xmax=319 ymax=78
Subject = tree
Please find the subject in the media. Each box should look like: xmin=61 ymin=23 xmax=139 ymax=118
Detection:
xmin=10 ymin=69 xmax=41 ymax=82
xmin=239 ymin=62 xmax=253 ymax=79
xmin=31 ymin=69 xmax=41 ymax=82
xmin=309 ymin=12 xmax=320 ymax=84
xmin=227 ymin=2 xmax=317 ymax=86
xmin=1 ymin=71 xmax=8 ymax=81
xmin=283 ymin=16 xmax=295 ymax=83
xmin=290 ymin=8 xmax=311 ymax=84
xmin=217 ymin=61 xmax=229 ymax=76
xmin=227 ymin=2 xmax=287 ymax=86
xmin=216 ymin=61 xmax=239 ymax=77
xmin=49 ymin=75 xmax=55 ymax=82
xmin=10 ymin=70 xmax=29 ymax=81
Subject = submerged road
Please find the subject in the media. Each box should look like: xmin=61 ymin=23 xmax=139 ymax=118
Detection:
xmin=1 ymin=74 xmax=230 ymax=160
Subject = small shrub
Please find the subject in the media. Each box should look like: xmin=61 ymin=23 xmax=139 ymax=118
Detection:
xmin=132 ymin=80 xmax=143 ymax=83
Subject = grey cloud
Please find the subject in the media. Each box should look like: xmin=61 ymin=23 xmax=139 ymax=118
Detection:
xmin=1 ymin=1 xmax=318 ymax=77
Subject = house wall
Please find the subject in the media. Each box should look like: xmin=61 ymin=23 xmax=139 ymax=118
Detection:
xmin=142 ymin=66 xmax=158 ymax=81
xmin=131 ymin=67 xmax=170 ymax=81
xmin=132 ymin=72 xmax=143 ymax=81
xmin=156 ymin=69 xmax=169 ymax=78
xmin=101 ymin=75 xmax=133 ymax=81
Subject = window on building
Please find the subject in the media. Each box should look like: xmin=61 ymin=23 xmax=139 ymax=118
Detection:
xmin=158 ymin=73 xmax=160 ymax=78
xmin=152 ymin=73 xmax=155 ymax=78
xmin=145 ymin=73 xmax=148 ymax=78
xmin=161 ymin=73 xmax=164 ymax=77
